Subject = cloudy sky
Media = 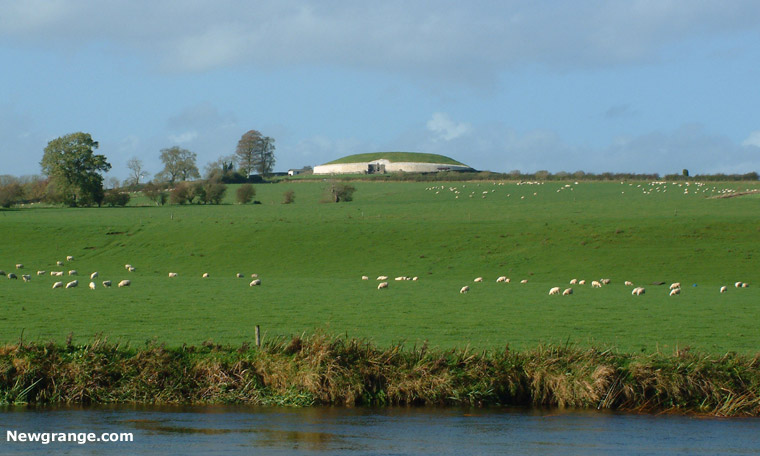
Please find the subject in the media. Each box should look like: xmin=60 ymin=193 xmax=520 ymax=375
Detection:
xmin=2 ymin=0 xmax=759 ymax=179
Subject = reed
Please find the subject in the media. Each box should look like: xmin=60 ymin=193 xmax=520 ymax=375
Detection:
xmin=1 ymin=335 xmax=759 ymax=416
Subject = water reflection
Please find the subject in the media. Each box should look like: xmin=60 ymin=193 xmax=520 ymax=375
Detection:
xmin=0 ymin=405 xmax=759 ymax=455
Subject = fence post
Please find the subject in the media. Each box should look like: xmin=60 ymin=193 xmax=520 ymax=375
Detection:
xmin=255 ymin=325 xmax=261 ymax=348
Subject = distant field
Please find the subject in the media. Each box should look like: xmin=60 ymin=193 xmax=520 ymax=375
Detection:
xmin=324 ymin=152 xmax=466 ymax=165
xmin=1 ymin=180 xmax=759 ymax=353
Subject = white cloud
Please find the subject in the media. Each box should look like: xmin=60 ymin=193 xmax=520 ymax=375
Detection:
xmin=168 ymin=131 xmax=198 ymax=144
xmin=426 ymin=113 xmax=471 ymax=141
xmin=741 ymin=131 xmax=760 ymax=147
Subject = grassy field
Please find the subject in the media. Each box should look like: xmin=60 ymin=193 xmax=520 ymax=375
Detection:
xmin=324 ymin=152 xmax=466 ymax=165
xmin=1 ymin=180 xmax=759 ymax=353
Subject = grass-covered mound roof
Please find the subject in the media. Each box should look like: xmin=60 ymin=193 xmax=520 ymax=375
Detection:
xmin=324 ymin=152 xmax=467 ymax=166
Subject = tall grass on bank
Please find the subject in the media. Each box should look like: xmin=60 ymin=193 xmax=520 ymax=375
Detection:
xmin=2 ymin=335 xmax=760 ymax=416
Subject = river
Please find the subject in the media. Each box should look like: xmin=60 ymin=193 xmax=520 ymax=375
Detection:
xmin=1 ymin=405 xmax=759 ymax=455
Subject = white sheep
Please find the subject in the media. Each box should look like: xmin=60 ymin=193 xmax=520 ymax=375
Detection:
xmin=128 ymin=266 xmax=136 ymax=272
xmin=8 ymin=273 xmax=17 ymax=279
xmin=89 ymin=281 xmax=96 ymax=290
xmin=22 ymin=274 xmax=31 ymax=282
xmin=720 ymin=286 xmax=727 ymax=293
xmin=90 ymin=272 xmax=98 ymax=279
xmin=236 ymin=273 xmax=244 ymax=278
xmin=412 ymin=277 xmax=418 ymax=281
xmin=52 ymin=281 xmax=63 ymax=289
xmin=168 ymin=272 xmax=178 ymax=278
xmin=102 ymin=280 xmax=112 ymax=288
xmin=496 ymin=276 xmax=507 ymax=283
xmin=202 ymin=273 xmax=209 ymax=278
xmin=65 ymin=280 xmax=78 ymax=289
xmin=361 ymin=275 xmax=369 ymax=280
xmin=669 ymin=282 xmax=681 ymax=290
xmin=57 ymin=261 xmax=64 ymax=266
xmin=592 ymin=281 xmax=602 ymax=288
xmin=37 ymin=270 xmax=46 ymax=276
xmin=632 ymin=287 xmax=645 ymax=296
xmin=68 ymin=270 xmax=77 ymax=276
xmin=549 ymin=287 xmax=561 ymax=295
xmin=377 ymin=276 xmax=388 ymax=281
xmin=669 ymin=288 xmax=680 ymax=296
xmin=742 ymin=283 xmax=749 ymax=288
xmin=624 ymin=281 xmax=634 ymax=286
xmin=118 ymin=279 xmax=130 ymax=287
xmin=474 ymin=277 xmax=483 ymax=282
xmin=124 ymin=264 xmax=132 ymax=270
xmin=249 ymin=279 xmax=262 ymax=286
xmin=395 ymin=276 xmax=406 ymax=281
xmin=15 ymin=263 xmax=23 ymax=269
xmin=569 ymin=279 xmax=578 ymax=285
xmin=601 ymin=279 xmax=611 ymax=285
xmin=520 ymin=279 xmax=528 ymax=284
xmin=578 ymin=280 xmax=586 ymax=285
xmin=0 ymin=270 xmax=5 ymax=276
xmin=251 ymin=273 xmax=258 ymax=278
xmin=735 ymin=281 xmax=743 ymax=288
xmin=563 ymin=288 xmax=573 ymax=296
xmin=378 ymin=282 xmax=388 ymax=290
xmin=460 ymin=286 xmax=470 ymax=293
xmin=66 ymin=255 xmax=74 ymax=261
xmin=50 ymin=271 xmax=63 ymax=277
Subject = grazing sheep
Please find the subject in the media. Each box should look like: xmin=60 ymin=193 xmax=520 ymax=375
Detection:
xmin=669 ymin=288 xmax=680 ymax=296
xmin=569 ymin=279 xmax=578 ymax=285
xmin=624 ymin=281 xmax=634 ymax=286
xmin=66 ymin=255 xmax=74 ymax=261
xmin=591 ymin=281 xmax=602 ymax=288
xmin=56 ymin=261 xmax=64 ymax=266
xmin=520 ymin=279 xmax=528 ymax=284
xmin=0 ymin=270 xmax=5 ymax=276
xmin=52 ymin=281 xmax=63 ymax=289
xmin=22 ymin=274 xmax=31 ymax=282
xmin=128 ymin=266 xmax=135 ymax=272
xmin=669 ymin=282 xmax=681 ymax=290
xmin=251 ymin=274 xmax=258 ymax=278
xmin=68 ymin=270 xmax=77 ymax=276
xmin=395 ymin=276 xmax=406 ymax=281
xmin=236 ymin=273 xmax=244 ymax=278
xmin=361 ymin=276 xmax=369 ymax=280
xmin=8 ymin=273 xmax=17 ymax=279
xmin=37 ymin=270 xmax=46 ymax=276
xmin=15 ymin=264 xmax=23 ymax=269
xmin=474 ymin=277 xmax=483 ymax=282
xmin=578 ymin=280 xmax=586 ymax=285
xmin=65 ymin=280 xmax=78 ymax=289
xmin=720 ymin=286 xmax=727 ymax=293
xmin=50 ymin=271 xmax=63 ymax=277
xmin=377 ymin=276 xmax=388 ymax=281
xmin=249 ymin=279 xmax=262 ymax=286
xmin=202 ymin=273 xmax=209 ymax=278
xmin=90 ymin=272 xmax=98 ymax=279
xmin=742 ymin=283 xmax=749 ymax=288
xmin=377 ymin=282 xmax=389 ymax=290
xmin=496 ymin=276 xmax=507 ymax=283
xmin=549 ymin=287 xmax=561 ymax=295
xmin=118 ymin=279 xmax=130 ymax=287
xmin=632 ymin=287 xmax=645 ymax=296
xmin=412 ymin=277 xmax=418 ymax=281
xmin=460 ymin=286 xmax=470 ymax=293
xmin=168 ymin=272 xmax=178 ymax=278
xmin=125 ymin=264 xmax=132 ymax=270
xmin=89 ymin=281 xmax=96 ymax=290
xmin=102 ymin=280 xmax=112 ymax=288
xmin=563 ymin=288 xmax=573 ymax=296
xmin=601 ymin=279 xmax=611 ymax=285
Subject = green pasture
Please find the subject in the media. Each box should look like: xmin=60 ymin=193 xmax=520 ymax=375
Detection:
xmin=1 ymin=180 xmax=758 ymax=353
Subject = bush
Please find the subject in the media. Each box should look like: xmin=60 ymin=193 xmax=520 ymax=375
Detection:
xmin=143 ymin=182 xmax=168 ymax=206
xmin=282 ymin=189 xmax=295 ymax=204
xmin=0 ymin=182 xmax=23 ymax=208
xmin=324 ymin=183 xmax=356 ymax=203
xmin=236 ymin=184 xmax=255 ymax=204
xmin=103 ymin=190 xmax=131 ymax=207
xmin=170 ymin=182 xmax=192 ymax=205
xmin=204 ymin=180 xmax=227 ymax=204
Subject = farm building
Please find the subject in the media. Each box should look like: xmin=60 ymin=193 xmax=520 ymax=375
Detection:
xmin=313 ymin=152 xmax=473 ymax=175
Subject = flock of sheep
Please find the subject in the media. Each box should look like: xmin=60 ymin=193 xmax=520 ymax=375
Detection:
xmin=366 ymin=273 xmax=750 ymax=297
xmin=2 ymin=258 xmax=265 ymax=290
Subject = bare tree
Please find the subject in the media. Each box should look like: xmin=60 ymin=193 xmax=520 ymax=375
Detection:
xmin=126 ymin=157 xmax=148 ymax=186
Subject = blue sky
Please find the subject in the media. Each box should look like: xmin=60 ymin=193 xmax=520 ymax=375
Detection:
xmin=1 ymin=0 xmax=759 ymax=181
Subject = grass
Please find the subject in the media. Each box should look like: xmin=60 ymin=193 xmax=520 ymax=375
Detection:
xmin=0 ymin=180 xmax=759 ymax=353
xmin=323 ymin=152 xmax=467 ymax=166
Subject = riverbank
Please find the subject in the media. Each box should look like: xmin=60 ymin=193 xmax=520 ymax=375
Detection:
xmin=2 ymin=334 xmax=759 ymax=416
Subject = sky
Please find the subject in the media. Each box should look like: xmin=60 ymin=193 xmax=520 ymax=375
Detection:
xmin=1 ymin=0 xmax=759 ymax=181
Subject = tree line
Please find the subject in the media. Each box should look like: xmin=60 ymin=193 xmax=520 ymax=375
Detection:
xmin=0 ymin=129 xmax=276 ymax=208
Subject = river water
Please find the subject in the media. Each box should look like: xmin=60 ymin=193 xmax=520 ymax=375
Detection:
xmin=1 ymin=405 xmax=759 ymax=455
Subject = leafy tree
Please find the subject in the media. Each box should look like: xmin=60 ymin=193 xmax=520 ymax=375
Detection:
xmin=170 ymin=182 xmax=192 ymax=204
xmin=103 ymin=190 xmax=131 ymax=207
xmin=236 ymin=183 xmax=255 ymax=204
xmin=0 ymin=182 xmax=23 ymax=208
xmin=126 ymin=157 xmax=149 ymax=186
xmin=143 ymin=181 xmax=167 ymax=206
xmin=156 ymin=147 xmax=200 ymax=185
xmin=235 ymin=130 xmax=276 ymax=177
xmin=40 ymin=132 xmax=111 ymax=206
xmin=203 ymin=180 xmax=227 ymax=204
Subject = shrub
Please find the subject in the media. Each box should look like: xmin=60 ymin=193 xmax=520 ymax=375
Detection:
xmin=236 ymin=184 xmax=255 ymax=204
xmin=143 ymin=182 xmax=168 ymax=206
xmin=204 ymin=180 xmax=227 ymax=204
xmin=170 ymin=182 xmax=192 ymax=205
xmin=282 ymin=189 xmax=295 ymax=204
xmin=0 ymin=182 xmax=23 ymax=208
xmin=103 ymin=190 xmax=131 ymax=207
xmin=324 ymin=183 xmax=356 ymax=203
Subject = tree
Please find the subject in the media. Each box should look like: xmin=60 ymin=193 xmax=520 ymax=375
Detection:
xmin=143 ymin=181 xmax=167 ymax=206
xmin=0 ymin=182 xmax=23 ymax=208
xmin=156 ymin=147 xmax=199 ymax=185
xmin=126 ymin=157 xmax=148 ymax=186
xmin=235 ymin=130 xmax=276 ymax=177
xmin=40 ymin=132 xmax=111 ymax=206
